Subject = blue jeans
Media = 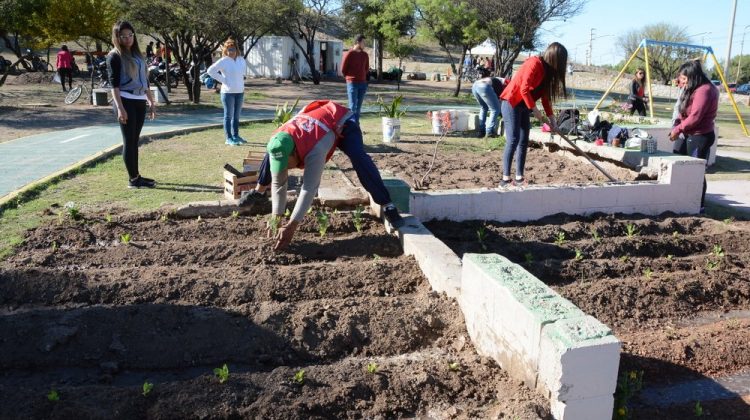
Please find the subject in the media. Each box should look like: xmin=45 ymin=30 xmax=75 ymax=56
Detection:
xmin=220 ymin=92 xmax=244 ymax=139
xmin=472 ymin=81 xmax=501 ymax=135
xmin=257 ymin=119 xmax=391 ymax=205
xmin=346 ymin=82 xmax=368 ymax=123
xmin=501 ymin=99 xmax=531 ymax=178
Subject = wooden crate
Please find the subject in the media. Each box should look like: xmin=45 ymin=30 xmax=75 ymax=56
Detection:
xmin=243 ymin=151 xmax=265 ymax=173
xmin=223 ymin=170 xmax=258 ymax=200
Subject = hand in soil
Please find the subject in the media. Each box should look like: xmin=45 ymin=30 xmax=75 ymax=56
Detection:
xmin=274 ymin=222 xmax=298 ymax=251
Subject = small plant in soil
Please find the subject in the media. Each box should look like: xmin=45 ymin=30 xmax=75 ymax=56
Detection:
xmin=723 ymin=217 xmax=734 ymax=225
xmin=142 ymin=381 xmax=154 ymax=396
xmin=712 ymin=244 xmax=724 ymax=258
xmin=366 ymin=362 xmax=378 ymax=374
xmin=554 ymin=231 xmax=566 ymax=246
xmin=316 ymin=210 xmax=330 ymax=237
xmin=231 ymin=210 xmax=239 ymax=219
xmin=664 ymin=326 xmax=680 ymax=340
xmin=160 ymin=214 xmax=168 ymax=222
xmin=51 ymin=241 xmax=57 ymax=252
xmin=574 ymin=248 xmax=584 ymax=261
xmin=105 ymin=213 xmax=113 ymax=224
xmin=448 ymin=362 xmax=460 ymax=371
xmin=619 ymin=255 xmax=629 ymax=263
xmin=624 ymin=223 xmax=639 ymax=238
xmin=120 ymin=233 xmax=132 ymax=245
xmin=590 ymin=227 xmax=601 ymax=242
xmin=643 ymin=267 xmax=653 ymax=279
xmin=196 ymin=215 xmax=202 ymax=222
xmin=64 ymin=201 xmax=82 ymax=221
xmin=284 ymin=208 xmax=292 ymax=217
xmin=476 ymin=225 xmax=488 ymax=251
xmin=726 ymin=318 xmax=741 ymax=330
xmin=293 ymin=369 xmax=305 ymax=385
xmin=672 ymin=230 xmax=679 ymax=239
xmin=666 ymin=254 xmax=674 ymax=261
xmin=268 ymin=215 xmax=281 ymax=237
xmin=213 ymin=364 xmax=229 ymax=383
xmin=706 ymin=260 xmax=720 ymax=270
xmin=353 ymin=206 xmax=364 ymax=233
xmin=613 ymin=370 xmax=643 ymax=420
xmin=694 ymin=401 xmax=703 ymax=417
xmin=524 ymin=252 xmax=533 ymax=264
xmin=47 ymin=389 xmax=60 ymax=402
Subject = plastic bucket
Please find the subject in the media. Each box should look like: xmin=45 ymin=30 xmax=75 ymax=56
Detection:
xmin=382 ymin=117 xmax=401 ymax=143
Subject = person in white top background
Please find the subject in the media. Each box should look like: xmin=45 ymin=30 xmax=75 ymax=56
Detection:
xmin=207 ymin=38 xmax=248 ymax=146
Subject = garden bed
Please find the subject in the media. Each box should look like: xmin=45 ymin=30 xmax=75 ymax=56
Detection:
xmin=0 ymin=211 xmax=549 ymax=419
xmin=427 ymin=214 xmax=750 ymax=418
xmin=333 ymin=138 xmax=641 ymax=190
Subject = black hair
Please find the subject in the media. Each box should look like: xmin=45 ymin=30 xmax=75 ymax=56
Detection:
xmin=677 ymin=60 xmax=711 ymax=115
xmin=61 ymin=45 xmax=68 ymax=52
xmin=355 ymin=34 xmax=365 ymax=43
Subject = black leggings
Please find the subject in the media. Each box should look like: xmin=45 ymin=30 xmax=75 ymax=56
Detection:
xmin=629 ymin=98 xmax=646 ymax=116
xmin=58 ymin=68 xmax=72 ymax=89
xmin=678 ymin=131 xmax=715 ymax=208
xmin=118 ymin=98 xmax=147 ymax=179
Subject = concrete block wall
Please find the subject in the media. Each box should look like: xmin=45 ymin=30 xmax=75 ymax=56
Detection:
xmin=461 ymin=253 xmax=620 ymax=420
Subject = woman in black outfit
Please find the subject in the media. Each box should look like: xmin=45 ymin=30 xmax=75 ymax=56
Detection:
xmin=107 ymin=21 xmax=157 ymax=188
xmin=628 ymin=68 xmax=648 ymax=116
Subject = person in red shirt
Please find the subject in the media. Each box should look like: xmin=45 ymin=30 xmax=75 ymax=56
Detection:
xmin=499 ymin=42 xmax=568 ymax=187
xmin=341 ymin=34 xmax=369 ymax=123
xmin=56 ymin=45 xmax=74 ymax=92
xmin=669 ymin=60 xmax=718 ymax=211
xmin=628 ymin=68 xmax=648 ymax=116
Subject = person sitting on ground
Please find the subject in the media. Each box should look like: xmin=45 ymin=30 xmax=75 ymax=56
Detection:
xmin=499 ymin=42 xmax=568 ymax=187
xmin=472 ymin=70 xmax=507 ymax=138
xmin=239 ymin=100 xmax=405 ymax=250
xmin=628 ymin=68 xmax=648 ymax=116
xmin=669 ymin=60 xmax=718 ymax=213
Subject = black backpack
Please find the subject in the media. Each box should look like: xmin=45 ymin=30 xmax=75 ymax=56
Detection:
xmin=557 ymin=109 xmax=580 ymax=135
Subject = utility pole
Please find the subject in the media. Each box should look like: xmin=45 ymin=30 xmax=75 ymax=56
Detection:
xmin=724 ymin=0 xmax=737 ymax=80
xmin=587 ymin=28 xmax=595 ymax=66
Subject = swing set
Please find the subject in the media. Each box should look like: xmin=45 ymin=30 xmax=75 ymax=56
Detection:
xmin=594 ymin=39 xmax=749 ymax=137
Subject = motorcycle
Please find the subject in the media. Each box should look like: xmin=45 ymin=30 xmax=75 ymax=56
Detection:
xmin=148 ymin=59 xmax=179 ymax=88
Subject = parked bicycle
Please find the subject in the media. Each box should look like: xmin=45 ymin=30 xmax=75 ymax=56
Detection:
xmin=23 ymin=49 xmax=53 ymax=72
xmin=65 ymin=78 xmax=112 ymax=105
xmin=461 ymin=65 xmax=486 ymax=83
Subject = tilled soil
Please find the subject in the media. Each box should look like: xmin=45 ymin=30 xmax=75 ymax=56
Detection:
xmin=0 ymin=211 xmax=550 ymax=419
xmin=334 ymin=140 xmax=640 ymax=190
xmin=427 ymin=214 xmax=750 ymax=418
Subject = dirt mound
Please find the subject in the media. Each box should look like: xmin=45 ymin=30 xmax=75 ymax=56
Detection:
xmin=8 ymin=72 xmax=54 ymax=85
xmin=0 ymin=211 xmax=550 ymax=419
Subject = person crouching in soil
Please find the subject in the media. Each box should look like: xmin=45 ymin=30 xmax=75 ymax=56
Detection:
xmin=239 ymin=100 xmax=405 ymax=250
xmin=499 ymin=42 xmax=568 ymax=187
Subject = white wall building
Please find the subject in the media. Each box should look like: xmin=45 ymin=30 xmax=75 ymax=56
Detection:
xmin=244 ymin=35 xmax=344 ymax=79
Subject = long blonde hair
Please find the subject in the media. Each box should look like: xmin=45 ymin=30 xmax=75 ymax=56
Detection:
xmin=111 ymin=21 xmax=143 ymax=79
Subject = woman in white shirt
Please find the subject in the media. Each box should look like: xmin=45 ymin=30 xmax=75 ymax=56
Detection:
xmin=207 ymin=38 xmax=247 ymax=146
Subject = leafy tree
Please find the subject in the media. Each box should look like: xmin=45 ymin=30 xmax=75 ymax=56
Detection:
xmin=282 ymin=0 xmax=340 ymax=85
xmin=0 ymin=0 xmax=50 ymax=64
xmin=715 ymin=54 xmax=750 ymax=85
xmin=226 ymin=0 xmax=286 ymax=61
xmin=416 ymin=0 xmax=485 ymax=96
xmin=618 ymin=23 xmax=693 ymax=84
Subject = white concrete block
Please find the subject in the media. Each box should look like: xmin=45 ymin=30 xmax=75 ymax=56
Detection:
xmin=540 ymin=186 xmax=583 ymax=215
xmin=579 ymin=185 xmax=620 ymax=210
xmin=551 ymin=394 xmax=615 ymax=420
xmin=614 ymin=183 xmax=661 ymax=207
xmin=496 ymin=188 xmax=545 ymax=221
xmin=538 ymin=316 xmax=621 ymax=402
xmin=659 ymin=159 xmax=705 ymax=185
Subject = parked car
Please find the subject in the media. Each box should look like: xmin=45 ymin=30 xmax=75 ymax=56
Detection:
xmin=735 ymin=83 xmax=750 ymax=95
xmin=727 ymin=82 xmax=737 ymax=93
xmin=711 ymin=79 xmax=721 ymax=86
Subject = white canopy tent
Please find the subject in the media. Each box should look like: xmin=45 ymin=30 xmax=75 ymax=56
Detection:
xmin=469 ymin=39 xmax=497 ymax=56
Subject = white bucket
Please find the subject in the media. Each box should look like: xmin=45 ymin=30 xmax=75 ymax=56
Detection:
xmin=382 ymin=117 xmax=401 ymax=143
xmin=150 ymin=86 xmax=167 ymax=104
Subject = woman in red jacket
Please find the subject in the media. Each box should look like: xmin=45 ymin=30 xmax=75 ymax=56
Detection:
xmin=669 ymin=60 xmax=718 ymax=211
xmin=56 ymin=45 xmax=74 ymax=92
xmin=499 ymin=42 xmax=568 ymax=187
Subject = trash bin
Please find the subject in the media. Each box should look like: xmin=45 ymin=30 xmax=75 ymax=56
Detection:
xmin=92 ymin=89 xmax=109 ymax=106
xmin=151 ymin=86 xmax=167 ymax=103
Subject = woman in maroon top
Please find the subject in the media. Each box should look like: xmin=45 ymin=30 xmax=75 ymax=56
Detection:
xmin=628 ymin=68 xmax=647 ymax=116
xmin=56 ymin=45 xmax=73 ymax=92
xmin=669 ymin=60 xmax=718 ymax=210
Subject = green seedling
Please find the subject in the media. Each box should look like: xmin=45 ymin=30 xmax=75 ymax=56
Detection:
xmin=213 ymin=363 xmax=229 ymax=383
xmin=160 ymin=214 xmax=168 ymax=222
xmin=476 ymin=225 xmax=488 ymax=251
xmin=524 ymin=252 xmax=534 ymax=264
xmin=712 ymin=244 xmax=724 ymax=258
xmin=273 ymin=97 xmax=300 ymax=127
xmin=554 ymin=231 xmax=566 ymax=246
xmin=105 ymin=213 xmax=113 ymax=224
xmin=353 ymin=205 xmax=364 ymax=233
xmin=231 ymin=210 xmax=239 ymax=219
xmin=306 ymin=206 xmax=313 ymax=215
xmin=723 ymin=217 xmax=734 ymax=225
xmin=613 ymin=370 xmax=643 ymax=420
xmin=65 ymin=201 xmax=82 ymax=221
xmin=590 ymin=227 xmax=601 ymax=242
xmin=120 ymin=233 xmax=132 ymax=245
xmin=316 ymin=210 xmax=330 ymax=237
xmin=268 ymin=215 xmax=281 ymax=237
xmin=619 ymin=255 xmax=629 ymax=263
xmin=284 ymin=208 xmax=292 ymax=217
xmin=142 ymin=381 xmax=154 ymax=396
xmin=666 ymin=254 xmax=674 ymax=261
xmin=366 ymin=362 xmax=378 ymax=374
xmin=293 ymin=369 xmax=305 ymax=385
xmin=643 ymin=267 xmax=653 ymax=279
xmin=197 ymin=215 xmax=202 ymax=222
xmin=694 ymin=401 xmax=703 ymax=417
xmin=706 ymin=260 xmax=720 ymax=270
xmin=448 ymin=362 xmax=460 ymax=371
xmin=372 ymin=254 xmax=381 ymax=261
xmin=574 ymin=248 xmax=584 ymax=261
xmin=47 ymin=389 xmax=60 ymax=402
xmin=51 ymin=241 xmax=57 ymax=252
xmin=625 ymin=223 xmax=638 ymax=238
xmin=672 ymin=230 xmax=679 ymax=238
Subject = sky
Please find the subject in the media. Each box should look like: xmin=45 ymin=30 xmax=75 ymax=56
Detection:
xmin=538 ymin=0 xmax=750 ymax=68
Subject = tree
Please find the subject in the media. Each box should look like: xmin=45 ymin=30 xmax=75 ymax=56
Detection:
xmin=416 ymin=0 xmax=485 ymax=96
xmin=618 ymin=23 xmax=693 ymax=84
xmin=283 ymin=0 xmax=340 ymax=85
xmin=713 ymin=54 xmax=750 ymax=85
xmin=227 ymin=0 xmax=286 ymax=61
xmin=0 ymin=0 xmax=50 ymax=65
xmin=468 ymin=0 xmax=585 ymax=77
